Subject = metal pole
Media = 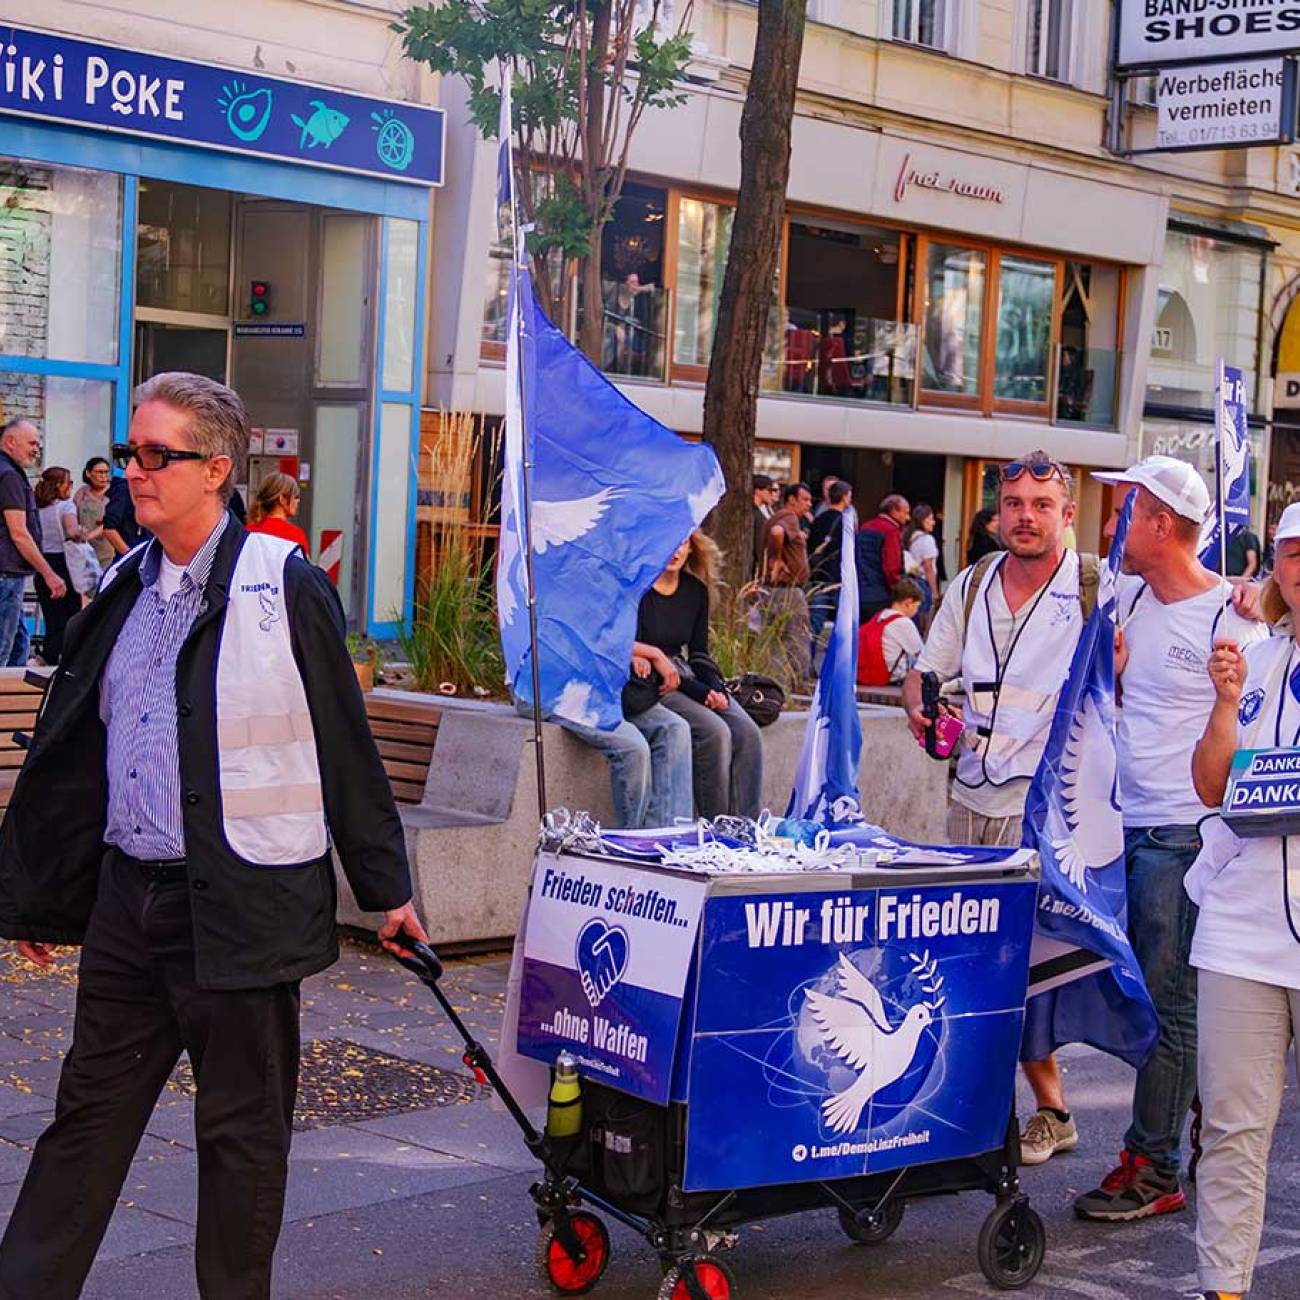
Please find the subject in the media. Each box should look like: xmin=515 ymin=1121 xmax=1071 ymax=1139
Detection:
xmin=504 ymin=76 xmax=549 ymax=818
xmin=1217 ymin=358 xmax=1228 ymax=588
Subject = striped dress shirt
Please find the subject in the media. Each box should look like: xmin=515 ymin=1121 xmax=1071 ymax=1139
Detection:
xmin=101 ymin=514 xmax=229 ymax=861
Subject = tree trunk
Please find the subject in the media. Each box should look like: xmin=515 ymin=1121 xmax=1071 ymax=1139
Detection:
xmin=579 ymin=227 xmax=607 ymax=363
xmin=702 ymin=0 xmax=807 ymax=596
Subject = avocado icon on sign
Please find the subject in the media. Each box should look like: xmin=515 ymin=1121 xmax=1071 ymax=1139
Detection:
xmin=291 ymin=100 xmax=350 ymax=150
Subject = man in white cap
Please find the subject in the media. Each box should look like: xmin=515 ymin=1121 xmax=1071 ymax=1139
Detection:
xmin=1074 ymin=455 xmax=1266 ymax=1223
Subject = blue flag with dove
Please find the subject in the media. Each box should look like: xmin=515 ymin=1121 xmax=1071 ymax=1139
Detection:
xmin=1020 ymin=492 xmax=1157 ymax=1067
xmin=494 ymin=86 xmax=723 ymax=731
xmin=1199 ymin=360 xmax=1251 ymax=570
xmin=786 ymin=506 xmax=865 ymax=828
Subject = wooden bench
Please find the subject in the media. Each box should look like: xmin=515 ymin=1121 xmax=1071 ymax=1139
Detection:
xmin=0 ymin=670 xmax=47 ymax=815
xmin=363 ymin=693 xmax=441 ymax=805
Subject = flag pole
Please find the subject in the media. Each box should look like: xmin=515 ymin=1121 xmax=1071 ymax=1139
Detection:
xmin=1211 ymin=353 xmax=1222 ymax=582
xmin=504 ymin=77 xmax=549 ymax=818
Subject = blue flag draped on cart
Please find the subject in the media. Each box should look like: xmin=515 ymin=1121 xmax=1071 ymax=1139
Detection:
xmin=1020 ymin=492 xmax=1158 ymax=1067
xmin=787 ymin=506 xmax=865 ymax=827
xmin=494 ymin=90 xmax=724 ymax=732
xmin=1199 ymin=360 xmax=1251 ymax=571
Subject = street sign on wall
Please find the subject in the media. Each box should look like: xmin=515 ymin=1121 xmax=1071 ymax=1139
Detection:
xmin=1118 ymin=1 xmax=1300 ymax=71
xmin=1156 ymin=58 xmax=1290 ymax=149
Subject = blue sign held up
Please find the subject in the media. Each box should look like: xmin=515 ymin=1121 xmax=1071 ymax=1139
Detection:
xmin=0 ymin=25 xmax=445 ymax=186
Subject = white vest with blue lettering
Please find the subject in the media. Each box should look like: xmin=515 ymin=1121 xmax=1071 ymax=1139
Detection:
xmin=103 ymin=531 xmax=325 ymax=866
xmin=957 ymin=550 xmax=1082 ymax=791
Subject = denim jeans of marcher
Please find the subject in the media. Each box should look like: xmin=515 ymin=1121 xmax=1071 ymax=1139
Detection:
xmin=0 ymin=574 xmax=28 ymax=667
xmin=1124 ymin=824 xmax=1202 ymax=1174
xmin=625 ymin=703 xmax=694 ymax=826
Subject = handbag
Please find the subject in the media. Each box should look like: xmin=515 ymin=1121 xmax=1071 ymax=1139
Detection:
xmin=63 ymin=540 xmax=101 ymax=597
xmin=726 ymin=673 xmax=785 ymax=727
xmin=621 ymin=669 xmax=662 ymax=717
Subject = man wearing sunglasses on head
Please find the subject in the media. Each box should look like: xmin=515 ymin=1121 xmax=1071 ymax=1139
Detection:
xmin=902 ymin=450 xmax=1092 ymax=1167
xmin=0 ymin=372 xmax=428 ymax=1298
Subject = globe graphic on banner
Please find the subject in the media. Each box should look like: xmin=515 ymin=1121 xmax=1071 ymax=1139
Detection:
xmin=786 ymin=947 xmax=943 ymax=1131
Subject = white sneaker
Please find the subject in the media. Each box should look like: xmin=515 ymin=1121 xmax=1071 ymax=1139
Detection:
xmin=1020 ymin=1108 xmax=1079 ymax=1166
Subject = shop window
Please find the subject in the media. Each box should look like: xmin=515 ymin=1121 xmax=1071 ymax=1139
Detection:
xmin=892 ymin=0 xmax=949 ymax=49
xmin=1146 ymin=228 xmax=1265 ymax=413
xmin=993 ymin=254 xmax=1055 ymax=405
xmin=383 ymin=218 xmax=419 ymax=393
xmin=136 ymin=181 xmax=231 ymax=317
xmin=0 ymin=159 xmax=121 ymax=366
xmin=596 ymin=181 xmax=668 ymax=381
xmin=1057 ymin=260 xmax=1121 ymax=426
xmin=0 ymin=372 xmax=113 ymax=476
xmin=1026 ymin=0 xmax=1074 ymax=82
xmin=673 ymin=198 xmax=734 ymax=370
xmin=922 ymin=243 xmax=985 ymax=398
xmin=779 ymin=220 xmax=914 ymax=405
xmin=318 ymin=214 xmax=369 ymax=388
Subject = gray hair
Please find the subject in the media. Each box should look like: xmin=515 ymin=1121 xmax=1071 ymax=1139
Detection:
xmin=132 ymin=372 xmax=248 ymax=502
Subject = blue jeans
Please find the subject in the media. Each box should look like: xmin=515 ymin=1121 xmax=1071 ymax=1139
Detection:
xmin=0 ymin=574 xmax=29 ymax=668
xmin=551 ymin=704 xmax=691 ymax=830
xmin=1124 ymin=824 xmax=1202 ymax=1173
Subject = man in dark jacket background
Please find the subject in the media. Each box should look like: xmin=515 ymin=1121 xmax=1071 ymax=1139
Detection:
xmin=0 ymin=372 xmax=427 ymax=1299
xmin=857 ymin=492 xmax=910 ymax=622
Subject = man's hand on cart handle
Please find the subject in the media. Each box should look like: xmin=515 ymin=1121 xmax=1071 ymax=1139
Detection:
xmin=378 ymin=900 xmax=429 ymax=959
xmin=16 ymin=941 xmax=54 ymax=969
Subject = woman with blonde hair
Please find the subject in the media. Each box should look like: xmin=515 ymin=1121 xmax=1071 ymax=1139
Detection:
xmin=629 ymin=529 xmax=763 ymax=819
xmin=1188 ymin=499 xmax=1300 ymax=1300
xmin=247 ymin=471 xmax=309 ymax=553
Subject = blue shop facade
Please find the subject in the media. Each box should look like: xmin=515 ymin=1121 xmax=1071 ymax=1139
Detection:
xmin=0 ymin=23 xmax=444 ymax=634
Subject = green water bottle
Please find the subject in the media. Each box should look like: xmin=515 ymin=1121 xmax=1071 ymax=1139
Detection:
xmin=547 ymin=1050 xmax=583 ymax=1139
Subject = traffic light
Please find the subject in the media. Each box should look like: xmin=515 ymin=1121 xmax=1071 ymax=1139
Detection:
xmin=249 ymin=280 xmax=270 ymax=317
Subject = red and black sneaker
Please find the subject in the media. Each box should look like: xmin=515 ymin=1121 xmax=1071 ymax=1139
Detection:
xmin=1073 ymin=1150 xmax=1187 ymax=1222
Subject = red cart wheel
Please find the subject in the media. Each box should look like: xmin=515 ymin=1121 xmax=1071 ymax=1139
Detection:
xmin=657 ymin=1254 xmax=735 ymax=1300
xmin=536 ymin=1211 xmax=611 ymax=1295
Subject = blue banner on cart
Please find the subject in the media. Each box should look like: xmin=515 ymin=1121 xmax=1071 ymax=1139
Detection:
xmin=517 ymin=853 xmax=707 ymax=1104
xmin=0 ymin=25 xmax=445 ymax=185
xmin=683 ymin=880 xmax=1037 ymax=1191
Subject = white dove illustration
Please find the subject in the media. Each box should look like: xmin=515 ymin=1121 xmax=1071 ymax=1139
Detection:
xmin=257 ymin=590 xmax=279 ymax=632
xmin=804 ymin=953 xmax=941 ymax=1137
xmin=1050 ymin=690 xmax=1123 ymax=890
xmin=531 ymin=487 xmax=619 ymax=555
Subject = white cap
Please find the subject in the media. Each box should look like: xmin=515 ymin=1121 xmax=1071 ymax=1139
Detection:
xmin=1092 ymin=455 xmax=1211 ymax=523
xmin=1274 ymin=501 xmax=1300 ymax=543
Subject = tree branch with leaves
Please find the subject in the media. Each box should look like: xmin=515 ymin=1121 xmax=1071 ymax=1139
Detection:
xmin=396 ymin=0 xmax=695 ymax=362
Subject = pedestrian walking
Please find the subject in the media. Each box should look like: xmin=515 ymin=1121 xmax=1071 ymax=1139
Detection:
xmin=634 ymin=531 xmax=762 ymax=819
xmin=901 ymin=451 xmax=1094 ymax=1164
xmin=73 ymin=456 xmax=116 ymax=570
xmin=1187 ymin=500 xmax=1300 ymax=1300
xmin=807 ymin=479 xmax=853 ymax=660
xmin=966 ymin=507 xmax=1001 ymax=566
xmin=856 ymin=493 xmax=909 ymax=623
xmin=1071 ymin=457 xmax=1266 ymax=1224
xmin=33 ymin=467 xmax=90 ymax=663
xmin=248 ymin=470 xmax=311 ymax=554
xmin=903 ymin=502 xmax=940 ymax=626
xmin=0 ymin=419 xmax=66 ymax=667
xmin=0 ymin=372 xmax=428 ymax=1300
xmin=752 ymin=473 xmax=775 ymax=579
xmin=761 ymin=481 xmax=814 ymax=685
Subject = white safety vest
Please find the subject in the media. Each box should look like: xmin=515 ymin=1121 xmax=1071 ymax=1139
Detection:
xmin=103 ymin=531 xmax=326 ymax=866
xmin=958 ymin=550 xmax=1082 ymax=790
xmin=1187 ymin=634 xmax=1300 ymax=943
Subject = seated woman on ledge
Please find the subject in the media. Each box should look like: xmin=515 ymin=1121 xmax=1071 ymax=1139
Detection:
xmin=629 ymin=531 xmax=763 ymax=821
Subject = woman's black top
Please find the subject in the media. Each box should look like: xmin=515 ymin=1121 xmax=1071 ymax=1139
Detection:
xmin=636 ymin=572 xmax=725 ymax=704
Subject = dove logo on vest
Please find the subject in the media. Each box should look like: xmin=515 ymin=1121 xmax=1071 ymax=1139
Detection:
xmin=1240 ymin=686 xmax=1265 ymax=725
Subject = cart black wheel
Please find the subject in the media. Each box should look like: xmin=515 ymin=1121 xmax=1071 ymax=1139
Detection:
xmin=536 ymin=1211 xmax=611 ymax=1295
xmin=837 ymin=1198 xmax=904 ymax=1245
xmin=656 ymin=1254 xmax=736 ymax=1300
xmin=977 ymin=1199 xmax=1045 ymax=1290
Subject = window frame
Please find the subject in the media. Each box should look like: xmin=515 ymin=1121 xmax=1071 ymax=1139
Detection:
xmin=1024 ymin=0 xmax=1076 ymax=84
xmin=889 ymin=0 xmax=953 ymax=52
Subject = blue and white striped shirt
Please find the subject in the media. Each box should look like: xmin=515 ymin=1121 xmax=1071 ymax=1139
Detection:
xmin=101 ymin=514 xmax=229 ymax=860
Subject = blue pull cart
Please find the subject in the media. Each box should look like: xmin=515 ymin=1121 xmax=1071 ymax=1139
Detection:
xmin=398 ymin=839 xmax=1046 ymax=1298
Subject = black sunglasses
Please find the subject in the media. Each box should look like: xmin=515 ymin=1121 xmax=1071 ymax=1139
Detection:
xmin=112 ymin=443 xmax=209 ymax=471
xmin=1000 ymin=461 xmax=1066 ymax=485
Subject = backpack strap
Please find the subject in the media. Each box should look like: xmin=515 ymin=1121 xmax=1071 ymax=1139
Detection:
xmin=961 ymin=553 xmax=1001 ymax=636
xmin=1078 ymin=552 xmax=1100 ymax=622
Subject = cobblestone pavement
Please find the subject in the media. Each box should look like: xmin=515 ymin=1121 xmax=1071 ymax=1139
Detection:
xmin=1 ymin=939 xmax=1298 ymax=1299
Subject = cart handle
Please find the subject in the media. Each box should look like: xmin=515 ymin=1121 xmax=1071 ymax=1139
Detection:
xmin=388 ymin=933 xmax=445 ymax=983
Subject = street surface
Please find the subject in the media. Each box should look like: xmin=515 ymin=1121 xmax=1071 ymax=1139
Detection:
xmin=1 ymin=940 xmax=1297 ymax=1299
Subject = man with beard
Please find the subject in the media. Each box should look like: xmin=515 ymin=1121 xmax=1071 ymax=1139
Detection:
xmin=902 ymin=450 xmax=1092 ymax=1166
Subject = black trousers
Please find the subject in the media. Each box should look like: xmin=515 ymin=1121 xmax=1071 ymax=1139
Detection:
xmin=34 ymin=551 xmax=80 ymax=665
xmin=0 ymin=852 xmax=301 ymax=1299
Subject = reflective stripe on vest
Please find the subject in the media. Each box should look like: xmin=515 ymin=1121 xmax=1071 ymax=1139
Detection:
xmin=960 ymin=550 xmax=1081 ymax=785
xmin=216 ymin=532 xmax=325 ymax=865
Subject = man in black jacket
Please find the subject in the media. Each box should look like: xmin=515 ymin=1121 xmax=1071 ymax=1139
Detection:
xmin=0 ymin=372 xmax=427 ymax=1299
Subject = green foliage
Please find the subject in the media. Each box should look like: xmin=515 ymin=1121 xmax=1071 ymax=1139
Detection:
xmin=708 ymin=581 xmax=811 ymax=700
xmin=396 ymin=542 xmax=505 ymax=697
